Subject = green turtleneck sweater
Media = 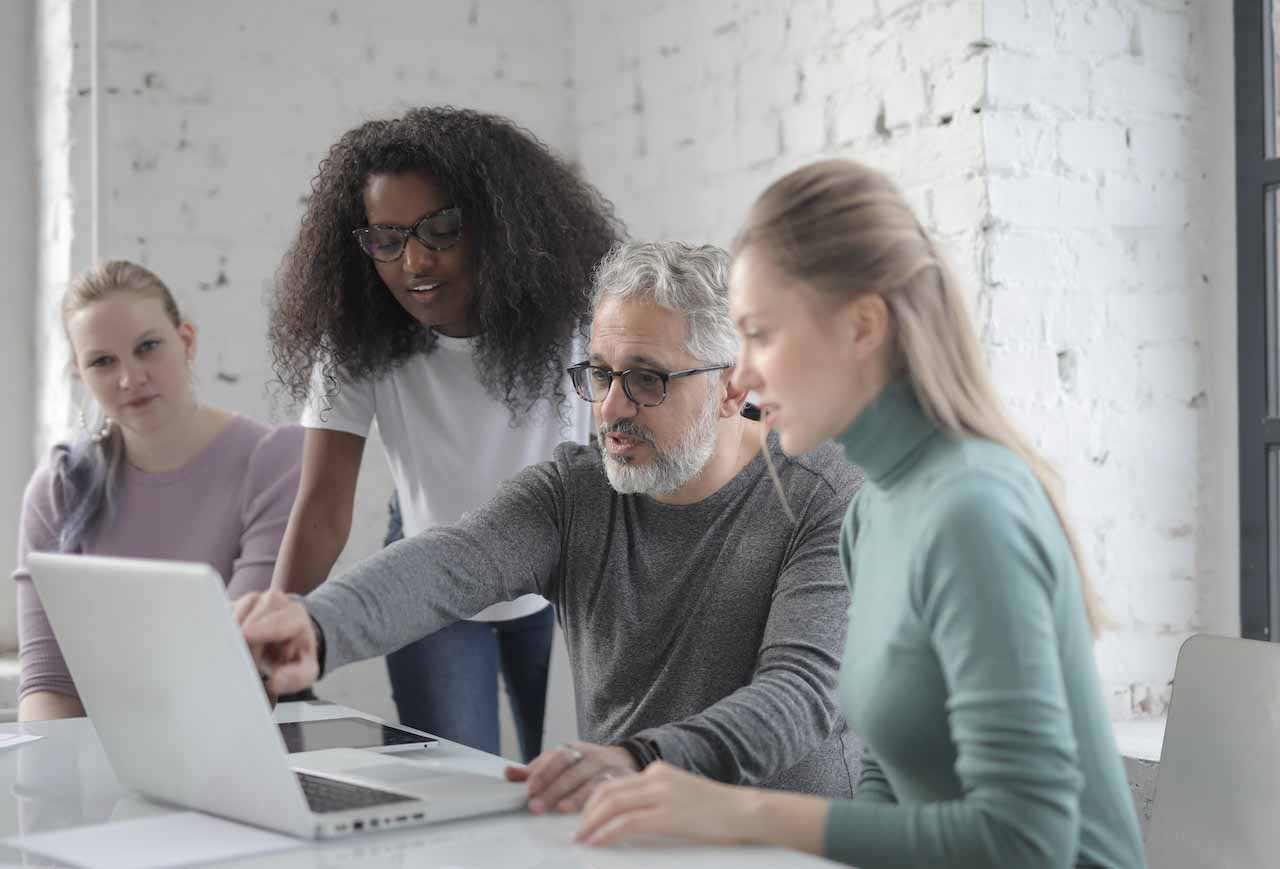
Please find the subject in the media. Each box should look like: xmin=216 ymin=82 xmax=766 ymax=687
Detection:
xmin=823 ymin=381 xmax=1145 ymax=868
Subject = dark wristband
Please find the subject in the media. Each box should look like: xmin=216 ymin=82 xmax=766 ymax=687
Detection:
xmin=614 ymin=735 xmax=662 ymax=771
xmin=310 ymin=614 xmax=327 ymax=679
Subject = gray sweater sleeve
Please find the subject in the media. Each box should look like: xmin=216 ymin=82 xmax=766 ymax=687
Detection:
xmin=305 ymin=459 xmax=566 ymax=672
xmin=630 ymin=476 xmax=851 ymax=785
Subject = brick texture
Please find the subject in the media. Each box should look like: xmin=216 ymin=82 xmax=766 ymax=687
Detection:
xmin=23 ymin=0 xmax=1237 ymax=721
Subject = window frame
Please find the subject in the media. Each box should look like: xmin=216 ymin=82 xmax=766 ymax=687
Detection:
xmin=1236 ymin=0 xmax=1280 ymax=639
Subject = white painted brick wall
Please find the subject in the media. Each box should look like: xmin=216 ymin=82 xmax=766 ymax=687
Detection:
xmin=573 ymin=0 xmax=1235 ymax=720
xmin=984 ymin=0 xmax=1235 ymax=718
xmin=35 ymin=0 xmax=95 ymax=476
xmin=20 ymin=0 xmax=1238 ymax=726
xmin=29 ymin=0 xmax=579 ymax=757
xmin=0 ymin=0 xmax=39 ymax=653
xmin=91 ymin=0 xmax=574 ymax=432
xmin=570 ymin=0 xmax=988 ymax=296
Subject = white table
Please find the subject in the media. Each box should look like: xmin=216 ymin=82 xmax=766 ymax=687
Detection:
xmin=0 ymin=700 xmax=841 ymax=867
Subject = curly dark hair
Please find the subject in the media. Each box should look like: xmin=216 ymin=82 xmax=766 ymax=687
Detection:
xmin=270 ymin=106 xmax=623 ymax=417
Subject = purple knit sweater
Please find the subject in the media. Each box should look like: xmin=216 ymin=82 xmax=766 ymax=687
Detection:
xmin=13 ymin=415 xmax=302 ymax=701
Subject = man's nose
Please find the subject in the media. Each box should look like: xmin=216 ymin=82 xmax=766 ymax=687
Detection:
xmin=599 ymin=376 xmax=637 ymax=424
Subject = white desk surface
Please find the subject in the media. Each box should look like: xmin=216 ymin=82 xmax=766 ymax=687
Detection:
xmin=0 ymin=701 xmax=841 ymax=867
xmin=1112 ymin=715 xmax=1166 ymax=763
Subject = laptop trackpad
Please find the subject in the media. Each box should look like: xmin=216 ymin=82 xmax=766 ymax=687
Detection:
xmin=343 ymin=762 xmax=458 ymax=785
xmin=344 ymin=762 xmax=526 ymax=805
xmin=293 ymin=749 xmax=524 ymax=802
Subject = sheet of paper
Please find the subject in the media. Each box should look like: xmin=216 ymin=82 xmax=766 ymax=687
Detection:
xmin=8 ymin=811 xmax=299 ymax=868
xmin=0 ymin=733 xmax=41 ymax=750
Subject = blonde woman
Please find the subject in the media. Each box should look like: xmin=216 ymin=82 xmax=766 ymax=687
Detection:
xmin=576 ymin=161 xmax=1146 ymax=868
xmin=14 ymin=260 xmax=302 ymax=722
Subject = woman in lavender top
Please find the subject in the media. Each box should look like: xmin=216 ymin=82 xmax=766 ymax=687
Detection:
xmin=14 ymin=260 xmax=302 ymax=722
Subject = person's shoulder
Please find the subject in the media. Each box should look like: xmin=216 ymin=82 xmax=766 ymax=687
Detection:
xmin=27 ymin=443 xmax=72 ymax=485
xmin=774 ymin=436 xmax=865 ymax=500
xmin=248 ymin=420 xmax=305 ymax=463
xmin=487 ymin=440 xmax=599 ymax=513
xmin=912 ymin=445 xmax=1064 ymax=603
xmin=913 ymin=439 xmax=1060 ymax=575
xmin=222 ymin=416 xmax=304 ymax=472
xmin=301 ymin=360 xmax=382 ymax=424
xmin=550 ymin=439 xmax=603 ymax=481
xmin=22 ymin=443 xmax=76 ymax=520
xmin=922 ymin=436 xmax=1042 ymax=515
xmin=309 ymin=356 xmax=393 ymax=393
xmin=223 ymin=420 xmax=304 ymax=514
xmin=536 ymin=439 xmax=606 ymax=497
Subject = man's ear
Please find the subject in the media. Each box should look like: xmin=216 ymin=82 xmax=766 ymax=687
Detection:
xmin=718 ymin=368 xmax=750 ymax=420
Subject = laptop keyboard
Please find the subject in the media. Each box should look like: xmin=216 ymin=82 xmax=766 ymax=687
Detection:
xmin=296 ymin=771 xmax=416 ymax=814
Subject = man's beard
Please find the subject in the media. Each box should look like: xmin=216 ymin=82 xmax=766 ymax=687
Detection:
xmin=599 ymin=388 xmax=720 ymax=496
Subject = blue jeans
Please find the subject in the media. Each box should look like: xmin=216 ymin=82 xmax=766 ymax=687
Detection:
xmin=382 ymin=493 xmax=553 ymax=761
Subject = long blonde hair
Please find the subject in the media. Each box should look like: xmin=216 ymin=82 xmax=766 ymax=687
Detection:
xmin=736 ymin=160 xmax=1106 ymax=635
xmin=58 ymin=259 xmax=184 ymax=553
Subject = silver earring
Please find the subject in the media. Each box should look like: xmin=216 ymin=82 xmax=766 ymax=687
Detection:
xmin=78 ymin=410 xmax=113 ymax=444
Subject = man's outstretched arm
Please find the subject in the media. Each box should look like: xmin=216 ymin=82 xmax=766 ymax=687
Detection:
xmin=240 ymin=458 xmax=569 ymax=688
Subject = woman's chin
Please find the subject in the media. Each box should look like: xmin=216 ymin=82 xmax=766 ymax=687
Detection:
xmin=778 ymin=420 xmax=835 ymax=456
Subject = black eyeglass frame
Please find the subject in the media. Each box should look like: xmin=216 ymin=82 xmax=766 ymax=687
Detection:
xmin=352 ymin=205 xmax=463 ymax=262
xmin=566 ymin=361 xmax=732 ymax=408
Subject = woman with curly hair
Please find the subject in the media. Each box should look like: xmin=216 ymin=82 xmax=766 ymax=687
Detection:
xmin=269 ymin=106 xmax=622 ymax=760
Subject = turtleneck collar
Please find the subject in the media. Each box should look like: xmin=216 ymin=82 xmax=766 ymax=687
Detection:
xmin=835 ymin=379 xmax=939 ymax=488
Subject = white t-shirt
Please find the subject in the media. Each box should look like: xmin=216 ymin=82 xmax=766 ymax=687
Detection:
xmin=301 ymin=333 xmax=593 ymax=621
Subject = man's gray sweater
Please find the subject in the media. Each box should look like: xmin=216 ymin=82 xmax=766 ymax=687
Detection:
xmin=306 ymin=434 xmax=863 ymax=796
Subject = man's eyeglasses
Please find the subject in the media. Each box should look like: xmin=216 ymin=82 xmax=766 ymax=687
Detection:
xmin=353 ymin=206 xmax=463 ymax=262
xmin=567 ymin=361 xmax=731 ymax=408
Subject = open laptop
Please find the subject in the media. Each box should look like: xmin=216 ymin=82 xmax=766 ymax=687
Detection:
xmin=28 ymin=553 xmax=527 ymax=839
xmin=1145 ymin=633 xmax=1279 ymax=868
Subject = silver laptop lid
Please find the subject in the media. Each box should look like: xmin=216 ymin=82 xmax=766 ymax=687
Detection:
xmin=28 ymin=553 xmax=314 ymax=837
xmin=1146 ymin=634 xmax=1280 ymax=868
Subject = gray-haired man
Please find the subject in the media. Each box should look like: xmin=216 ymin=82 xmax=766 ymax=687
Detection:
xmin=237 ymin=241 xmax=864 ymax=814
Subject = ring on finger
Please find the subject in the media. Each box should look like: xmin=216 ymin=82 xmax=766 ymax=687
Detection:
xmin=562 ymin=745 xmax=585 ymax=765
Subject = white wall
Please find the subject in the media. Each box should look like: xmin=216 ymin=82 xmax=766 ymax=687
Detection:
xmin=90 ymin=0 xmax=574 ymax=426
xmin=984 ymin=0 xmax=1236 ymax=717
xmin=571 ymin=0 xmax=988 ymax=289
xmin=30 ymin=0 xmax=578 ymax=758
xmin=1187 ymin=0 xmax=1240 ymax=669
xmin=35 ymin=0 xmax=95 ymax=471
xmin=0 ymin=0 xmax=39 ymax=652
xmin=17 ymin=0 xmax=1241 ymax=726
xmin=571 ymin=0 xmax=1237 ymax=718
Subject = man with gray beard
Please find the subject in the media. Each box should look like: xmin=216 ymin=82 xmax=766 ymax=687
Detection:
xmin=236 ymin=242 xmax=865 ymax=818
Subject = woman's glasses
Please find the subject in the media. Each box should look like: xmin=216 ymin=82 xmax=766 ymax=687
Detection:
xmin=353 ymin=206 xmax=463 ymax=262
